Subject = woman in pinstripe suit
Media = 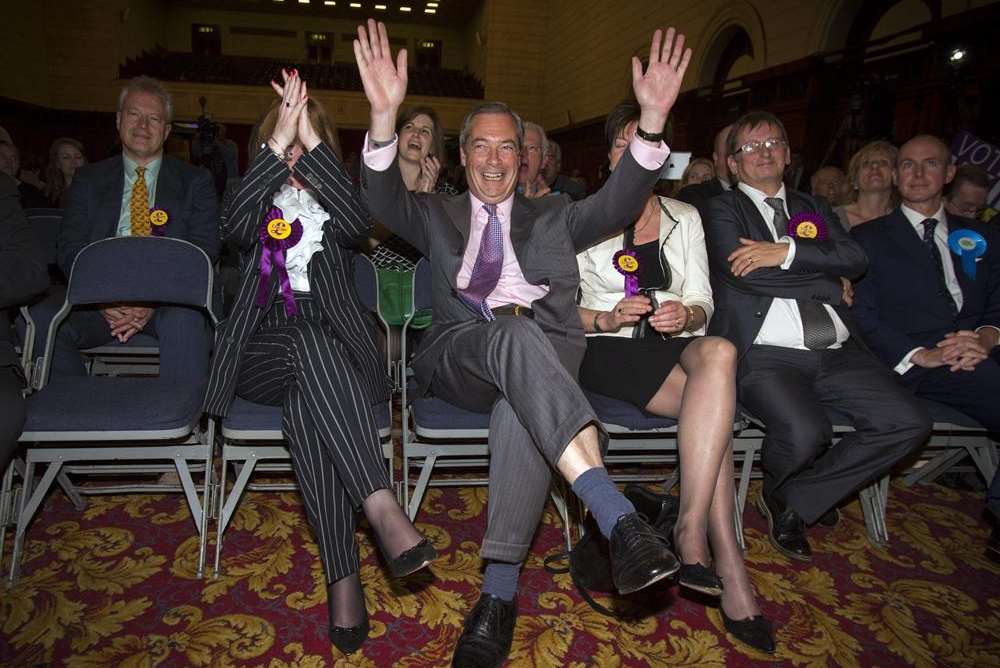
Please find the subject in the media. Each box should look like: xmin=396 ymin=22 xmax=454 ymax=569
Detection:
xmin=203 ymin=71 xmax=436 ymax=654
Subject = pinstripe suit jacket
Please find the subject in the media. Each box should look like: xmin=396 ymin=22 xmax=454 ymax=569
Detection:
xmin=203 ymin=143 xmax=389 ymax=417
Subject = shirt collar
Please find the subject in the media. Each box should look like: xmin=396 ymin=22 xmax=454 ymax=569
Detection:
xmin=468 ymin=192 xmax=514 ymax=226
xmin=122 ymin=152 xmax=163 ymax=182
xmin=900 ymin=202 xmax=945 ymax=230
xmin=738 ymin=181 xmax=787 ymax=210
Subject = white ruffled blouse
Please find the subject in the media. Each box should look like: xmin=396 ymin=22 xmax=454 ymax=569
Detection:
xmin=272 ymin=184 xmax=329 ymax=292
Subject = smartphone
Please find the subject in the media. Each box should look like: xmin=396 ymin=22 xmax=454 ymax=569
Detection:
xmin=659 ymin=151 xmax=692 ymax=181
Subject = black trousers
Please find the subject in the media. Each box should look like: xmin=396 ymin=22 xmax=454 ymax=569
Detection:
xmin=899 ymin=357 xmax=1000 ymax=432
xmin=738 ymin=344 xmax=931 ymax=524
xmin=0 ymin=365 xmax=26 ymax=472
xmin=235 ymin=298 xmax=389 ymax=583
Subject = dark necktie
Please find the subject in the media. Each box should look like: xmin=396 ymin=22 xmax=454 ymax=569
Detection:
xmin=921 ymin=218 xmax=958 ymax=315
xmin=459 ymin=203 xmax=504 ymax=321
xmin=764 ymin=197 xmax=838 ymax=350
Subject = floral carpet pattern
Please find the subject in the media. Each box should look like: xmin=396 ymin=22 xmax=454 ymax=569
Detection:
xmin=1 ymin=478 xmax=999 ymax=667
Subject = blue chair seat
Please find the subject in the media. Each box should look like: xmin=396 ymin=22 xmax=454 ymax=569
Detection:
xmin=224 ymin=397 xmax=391 ymax=432
xmin=919 ymin=399 xmax=985 ymax=429
xmin=23 ymin=377 xmax=202 ymax=433
xmin=585 ymin=391 xmax=677 ymax=431
xmin=412 ymin=396 xmax=490 ymax=431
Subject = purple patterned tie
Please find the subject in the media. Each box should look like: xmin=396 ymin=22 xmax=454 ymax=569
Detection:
xmin=459 ymin=203 xmax=504 ymax=321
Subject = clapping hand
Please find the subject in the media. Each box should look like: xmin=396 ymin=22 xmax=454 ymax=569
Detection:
xmin=270 ymin=69 xmax=320 ymax=152
xmin=522 ymin=175 xmax=551 ymax=200
xmin=355 ymin=19 xmax=408 ymax=141
xmin=632 ymin=27 xmax=692 ymax=136
xmin=415 ymin=155 xmax=441 ymax=193
xmin=268 ymin=69 xmax=308 ymax=153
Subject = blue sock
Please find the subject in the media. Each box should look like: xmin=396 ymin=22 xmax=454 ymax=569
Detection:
xmin=481 ymin=560 xmax=521 ymax=602
xmin=571 ymin=467 xmax=635 ymax=538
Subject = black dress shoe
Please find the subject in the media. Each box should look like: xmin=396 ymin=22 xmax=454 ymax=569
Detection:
xmin=678 ymin=562 xmax=723 ymax=597
xmin=609 ymin=512 xmax=680 ymax=595
xmin=721 ymin=609 xmax=776 ymax=654
xmin=387 ymin=538 xmax=438 ymax=578
xmin=756 ymin=496 xmax=811 ymax=562
xmin=329 ymin=611 xmax=370 ymax=655
xmin=452 ymin=594 xmax=517 ymax=668
xmin=624 ymin=484 xmax=680 ymax=535
xmin=816 ymin=507 xmax=840 ymax=528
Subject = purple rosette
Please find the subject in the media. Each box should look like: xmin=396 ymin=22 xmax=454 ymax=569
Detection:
xmin=786 ymin=211 xmax=828 ymax=240
xmin=149 ymin=207 xmax=169 ymax=237
xmin=256 ymin=206 xmax=304 ymax=316
xmin=612 ymin=249 xmax=641 ymax=297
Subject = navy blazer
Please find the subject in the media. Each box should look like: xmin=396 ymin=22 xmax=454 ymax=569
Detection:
xmin=703 ymin=187 xmax=869 ymax=358
xmin=57 ymin=153 xmax=220 ymax=275
xmin=850 ymin=207 xmax=1000 ymax=367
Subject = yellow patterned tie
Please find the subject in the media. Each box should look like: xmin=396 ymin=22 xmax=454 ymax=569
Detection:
xmin=130 ymin=166 xmax=151 ymax=236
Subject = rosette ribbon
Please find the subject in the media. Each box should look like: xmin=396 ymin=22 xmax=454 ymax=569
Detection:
xmin=948 ymin=229 xmax=987 ymax=280
xmin=149 ymin=208 xmax=169 ymax=237
xmin=256 ymin=206 xmax=304 ymax=316
xmin=786 ymin=211 xmax=828 ymax=240
xmin=612 ymin=249 xmax=640 ymax=297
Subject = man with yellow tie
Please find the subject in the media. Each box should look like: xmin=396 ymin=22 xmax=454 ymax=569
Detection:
xmin=44 ymin=76 xmax=220 ymax=385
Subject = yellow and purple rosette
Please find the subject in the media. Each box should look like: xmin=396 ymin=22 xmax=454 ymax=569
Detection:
xmin=948 ymin=229 xmax=987 ymax=280
xmin=786 ymin=211 xmax=828 ymax=240
xmin=256 ymin=206 xmax=304 ymax=316
xmin=149 ymin=208 xmax=169 ymax=237
xmin=612 ymin=249 xmax=641 ymax=296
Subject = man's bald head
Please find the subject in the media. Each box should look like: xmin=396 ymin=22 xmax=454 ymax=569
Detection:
xmin=900 ymin=134 xmax=950 ymax=163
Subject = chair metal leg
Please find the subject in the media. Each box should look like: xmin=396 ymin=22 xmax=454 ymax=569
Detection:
xmin=213 ymin=450 xmax=229 ymax=578
xmin=9 ymin=459 xmax=61 ymax=584
xmin=902 ymin=448 xmax=965 ymax=487
xmin=407 ymin=454 xmax=437 ymax=520
xmin=196 ymin=448 xmax=213 ymax=580
xmin=0 ymin=462 xmax=15 ymax=574
xmin=732 ymin=483 xmax=746 ymax=552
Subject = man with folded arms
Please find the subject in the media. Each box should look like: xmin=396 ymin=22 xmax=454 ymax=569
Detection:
xmin=702 ymin=111 xmax=931 ymax=563
xmin=355 ymin=19 xmax=690 ymax=668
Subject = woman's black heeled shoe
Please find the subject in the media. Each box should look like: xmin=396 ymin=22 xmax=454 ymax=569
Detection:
xmin=386 ymin=538 xmax=438 ymax=578
xmin=678 ymin=562 xmax=723 ymax=597
xmin=721 ymin=610 xmax=776 ymax=654
xmin=329 ymin=611 xmax=370 ymax=655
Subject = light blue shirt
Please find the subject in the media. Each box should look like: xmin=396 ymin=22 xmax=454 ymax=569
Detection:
xmin=116 ymin=154 xmax=162 ymax=237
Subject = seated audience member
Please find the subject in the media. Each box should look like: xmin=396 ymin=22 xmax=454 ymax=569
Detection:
xmin=0 ymin=173 xmax=49 ymax=471
xmin=395 ymin=105 xmax=457 ymax=195
xmin=679 ymin=157 xmax=716 ymax=189
xmin=203 ymin=70 xmax=435 ymax=655
xmin=42 ymin=75 xmax=219 ymax=386
xmin=810 ymin=165 xmax=848 ymax=206
xmin=945 ymin=164 xmax=990 ymax=221
xmin=576 ymin=101 xmax=774 ymax=653
xmin=44 ymin=137 xmax=87 ymax=208
xmin=517 ymin=120 xmax=552 ymax=198
xmin=543 ymin=139 xmax=586 ymax=200
xmin=850 ymin=135 xmax=1000 ymax=555
xmin=356 ymin=20 xmax=690 ymax=668
xmin=677 ymin=123 xmax=734 ymax=211
xmin=702 ymin=110 xmax=931 ymax=562
xmin=835 ymin=140 xmax=897 ymax=230
xmin=0 ymin=141 xmax=48 ymax=208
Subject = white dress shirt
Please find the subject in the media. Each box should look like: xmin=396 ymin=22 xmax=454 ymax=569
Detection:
xmin=738 ymin=182 xmax=851 ymax=350
xmin=273 ymin=184 xmax=329 ymax=293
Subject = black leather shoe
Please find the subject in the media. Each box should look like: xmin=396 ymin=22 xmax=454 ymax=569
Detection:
xmin=329 ymin=611 xmax=370 ymax=655
xmin=756 ymin=495 xmax=811 ymax=562
xmin=609 ymin=512 xmax=680 ymax=595
xmin=624 ymin=484 xmax=680 ymax=537
xmin=678 ymin=562 xmax=723 ymax=597
xmin=721 ymin=609 xmax=776 ymax=654
xmin=452 ymin=594 xmax=517 ymax=668
xmin=387 ymin=538 xmax=438 ymax=578
xmin=816 ymin=507 xmax=840 ymax=528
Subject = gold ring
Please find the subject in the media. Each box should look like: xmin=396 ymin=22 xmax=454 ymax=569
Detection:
xmin=748 ymin=256 xmax=755 ymax=263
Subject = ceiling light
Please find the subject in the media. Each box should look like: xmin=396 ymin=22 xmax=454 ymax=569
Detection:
xmin=424 ymin=7 xmax=436 ymax=13
xmin=375 ymin=3 xmax=386 ymax=8
xmin=400 ymin=5 xmax=411 ymax=10
xmin=949 ymin=48 xmax=966 ymax=62
xmin=298 ymin=0 xmax=310 ymax=4
xmin=324 ymin=0 xmax=336 ymax=4
xmin=349 ymin=1 xmax=361 ymax=6
xmin=427 ymin=1 xmax=438 ymax=5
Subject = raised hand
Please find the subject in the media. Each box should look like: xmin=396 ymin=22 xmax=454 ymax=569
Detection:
xmin=271 ymin=71 xmax=308 ymax=152
xmin=296 ymin=81 xmax=322 ymax=151
xmin=415 ymin=155 xmax=440 ymax=193
xmin=523 ymin=175 xmax=552 ymax=200
xmin=354 ymin=19 xmax=408 ymax=116
xmin=631 ymin=27 xmax=692 ymax=134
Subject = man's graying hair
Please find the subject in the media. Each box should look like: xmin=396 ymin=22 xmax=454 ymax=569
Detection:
xmin=459 ymin=101 xmax=524 ymax=150
xmin=118 ymin=75 xmax=174 ymax=122
xmin=523 ymin=121 xmax=548 ymax=156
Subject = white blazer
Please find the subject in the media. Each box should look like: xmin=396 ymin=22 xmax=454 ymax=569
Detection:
xmin=577 ymin=196 xmax=714 ymax=338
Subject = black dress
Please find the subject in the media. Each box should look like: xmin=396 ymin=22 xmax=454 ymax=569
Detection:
xmin=579 ymin=239 xmax=695 ymax=409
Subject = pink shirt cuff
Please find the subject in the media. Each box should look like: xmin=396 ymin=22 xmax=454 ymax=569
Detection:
xmin=361 ymin=133 xmax=398 ymax=172
xmin=629 ymin=135 xmax=669 ymax=171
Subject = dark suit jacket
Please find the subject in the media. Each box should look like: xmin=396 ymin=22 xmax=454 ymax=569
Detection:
xmin=676 ymin=177 xmax=727 ymax=214
xmin=0 ymin=174 xmax=48 ymax=367
xmin=57 ymin=153 xmax=220 ymax=275
xmin=203 ymin=143 xmax=389 ymax=417
xmin=362 ymin=145 xmax=661 ymax=396
xmin=703 ymin=187 xmax=869 ymax=358
xmin=850 ymin=207 xmax=1000 ymax=367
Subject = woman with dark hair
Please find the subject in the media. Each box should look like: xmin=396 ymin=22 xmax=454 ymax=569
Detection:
xmin=44 ymin=137 xmax=87 ymax=207
xmin=395 ymin=106 xmax=456 ymax=195
xmin=576 ymin=101 xmax=775 ymax=653
xmin=203 ymin=70 xmax=435 ymax=655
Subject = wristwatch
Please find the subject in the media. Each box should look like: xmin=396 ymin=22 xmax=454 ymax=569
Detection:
xmin=634 ymin=126 xmax=664 ymax=143
xmin=262 ymin=141 xmax=292 ymax=162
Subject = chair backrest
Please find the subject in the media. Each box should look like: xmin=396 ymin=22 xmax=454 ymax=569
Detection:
xmin=66 ymin=237 xmax=216 ymax=317
xmin=24 ymin=208 xmax=63 ymax=266
xmin=352 ymin=253 xmax=378 ymax=313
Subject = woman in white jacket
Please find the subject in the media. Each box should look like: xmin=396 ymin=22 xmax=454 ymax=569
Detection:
xmin=576 ymin=102 xmax=773 ymax=653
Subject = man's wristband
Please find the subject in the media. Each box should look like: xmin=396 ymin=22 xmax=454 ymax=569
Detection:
xmin=635 ymin=126 xmax=664 ymax=143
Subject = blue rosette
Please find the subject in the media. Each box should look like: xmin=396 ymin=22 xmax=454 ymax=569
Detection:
xmin=947 ymin=229 xmax=987 ymax=280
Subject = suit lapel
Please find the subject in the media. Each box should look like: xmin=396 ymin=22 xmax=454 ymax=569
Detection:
xmin=96 ymin=157 xmax=125 ymax=239
xmin=440 ymin=192 xmax=472 ymax=289
xmin=509 ymin=195 xmax=536 ymax=268
xmin=154 ymin=157 xmax=183 ymax=237
xmin=885 ymin=207 xmax=932 ymax=264
xmin=735 ymin=189 xmax=773 ymax=241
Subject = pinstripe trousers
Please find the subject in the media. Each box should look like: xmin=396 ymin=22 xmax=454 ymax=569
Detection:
xmin=235 ymin=297 xmax=390 ymax=583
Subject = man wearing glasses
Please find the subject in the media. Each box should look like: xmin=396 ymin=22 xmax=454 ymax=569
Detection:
xmin=945 ymin=164 xmax=990 ymax=221
xmin=702 ymin=111 xmax=931 ymax=563
xmin=517 ymin=121 xmax=551 ymax=198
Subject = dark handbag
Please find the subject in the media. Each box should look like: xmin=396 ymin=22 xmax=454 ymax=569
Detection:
xmin=543 ymin=513 xmax=618 ymax=616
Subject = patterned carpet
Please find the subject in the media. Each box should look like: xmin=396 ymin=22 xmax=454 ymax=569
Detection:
xmin=1 ymin=476 xmax=998 ymax=667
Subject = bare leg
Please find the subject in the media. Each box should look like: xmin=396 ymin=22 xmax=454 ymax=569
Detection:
xmin=555 ymin=424 xmax=605 ymax=483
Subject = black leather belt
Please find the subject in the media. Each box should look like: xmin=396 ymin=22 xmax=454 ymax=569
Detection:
xmin=491 ymin=304 xmax=534 ymax=318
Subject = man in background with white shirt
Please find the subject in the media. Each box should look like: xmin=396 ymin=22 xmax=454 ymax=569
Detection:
xmin=703 ymin=111 xmax=931 ymax=562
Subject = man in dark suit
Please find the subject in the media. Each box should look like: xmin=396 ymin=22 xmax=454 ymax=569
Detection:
xmin=356 ymin=20 xmax=690 ymax=668
xmin=0 ymin=174 xmax=48 ymax=470
xmin=703 ymin=111 xmax=930 ymax=563
xmin=42 ymin=76 xmax=219 ymax=385
xmin=676 ymin=122 xmax=734 ymax=212
xmin=851 ymin=134 xmax=1000 ymax=557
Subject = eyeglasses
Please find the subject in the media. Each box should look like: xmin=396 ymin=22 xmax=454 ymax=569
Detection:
xmin=733 ymin=138 xmax=787 ymax=155
xmin=522 ymin=144 xmax=542 ymax=155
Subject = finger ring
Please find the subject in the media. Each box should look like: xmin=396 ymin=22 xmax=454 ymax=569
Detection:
xmin=748 ymin=256 xmax=755 ymax=263
xmin=285 ymin=102 xmax=291 ymax=107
